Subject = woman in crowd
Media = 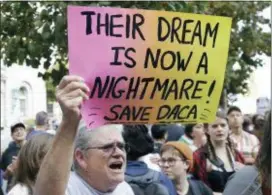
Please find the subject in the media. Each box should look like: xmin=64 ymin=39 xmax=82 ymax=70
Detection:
xmin=192 ymin=110 xmax=245 ymax=193
xmin=7 ymin=133 xmax=54 ymax=195
xmin=223 ymin=112 xmax=271 ymax=195
xmin=159 ymin=141 xmax=213 ymax=195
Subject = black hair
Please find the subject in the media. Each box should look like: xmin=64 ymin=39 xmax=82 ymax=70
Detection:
xmin=242 ymin=116 xmax=252 ymax=132
xmin=227 ymin=106 xmax=242 ymax=115
xmin=256 ymin=111 xmax=271 ymax=183
xmin=252 ymin=114 xmax=264 ymax=125
xmin=11 ymin=123 xmax=25 ymax=134
xmin=184 ymin=124 xmax=196 ymax=139
xmin=151 ymin=124 xmax=167 ymax=140
xmin=122 ymin=125 xmax=154 ymax=161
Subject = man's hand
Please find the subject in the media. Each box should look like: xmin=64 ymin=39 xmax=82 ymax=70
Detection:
xmin=56 ymin=75 xmax=90 ymax=124
xmin=3 ymin=156 xmax=18 ymax=179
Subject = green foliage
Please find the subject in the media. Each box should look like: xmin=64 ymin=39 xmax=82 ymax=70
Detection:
xmin=1 ymin=1 xmax=271 ymax=101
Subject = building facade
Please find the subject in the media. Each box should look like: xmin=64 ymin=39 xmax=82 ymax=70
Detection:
xmin=1 ymin=63 xmax=47 ymax=131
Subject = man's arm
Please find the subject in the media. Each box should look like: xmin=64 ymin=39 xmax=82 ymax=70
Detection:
xmin=34 ymin=76 xmax=89 ymax=195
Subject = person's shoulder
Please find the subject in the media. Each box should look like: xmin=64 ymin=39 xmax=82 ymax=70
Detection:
xmin=188 ymin=178 xmax=205 ymax=186
xmin=235 ymin=165 xmax=258 ymax=175
xmin=193 ymin=145 xmax=207 ymax=159
xmin=114 ymin=181 xmax=134 ymax=195
xmin=7 ymin=184 xmax=29 ymax=195
xmin=243 ymin=131 xmax=258 ymax=141
xmin=66 ymin=172 xmax=93 ymax=195
xmin=188 ymin=178 xmax=213 ymax=195
xmin=223 ymin=166 xmax=260 ymax=195
xmin=67 ymin=171 xmax=81 ymax=185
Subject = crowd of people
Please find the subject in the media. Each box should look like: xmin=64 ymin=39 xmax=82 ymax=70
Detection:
xmin=0 ymin=75 xmax=270 ymax=195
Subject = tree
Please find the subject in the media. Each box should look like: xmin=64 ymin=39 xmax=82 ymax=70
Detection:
xmin=1 ymin=1 xmax=271 ymax=103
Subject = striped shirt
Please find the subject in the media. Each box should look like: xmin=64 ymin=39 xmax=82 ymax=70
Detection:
xmin=230 ymin=131 xmax=259 ymax=160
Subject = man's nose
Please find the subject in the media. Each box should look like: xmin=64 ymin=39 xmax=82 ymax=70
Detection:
xmin=112 ymin=145 xmax=125 ymax=157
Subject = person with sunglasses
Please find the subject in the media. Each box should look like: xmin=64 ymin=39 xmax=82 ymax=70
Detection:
xmin=159 ymin=142 xmax=213 ymax=195
xmin=34 ymin=75 xmax=134 ymax=195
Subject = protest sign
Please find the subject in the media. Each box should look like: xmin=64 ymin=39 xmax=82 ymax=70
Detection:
xmin=67 ymin=5 xmax=232 ymax=128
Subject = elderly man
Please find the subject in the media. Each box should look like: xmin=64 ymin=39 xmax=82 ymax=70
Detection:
xmin=34 ymin=75 xmax=134 ymax=195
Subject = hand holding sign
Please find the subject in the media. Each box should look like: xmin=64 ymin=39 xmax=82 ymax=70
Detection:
xmin=67 ymin=6 xmax=232 ymax=128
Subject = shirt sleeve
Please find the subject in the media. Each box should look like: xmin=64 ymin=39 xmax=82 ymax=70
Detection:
xmin=0 ymin=150 xmax=8 ymax=171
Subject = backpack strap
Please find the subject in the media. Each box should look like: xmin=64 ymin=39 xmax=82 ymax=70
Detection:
xmin=209 ymin=157 xmax=227 ymax=173
xmin=188 ymin=179 xmax=202 ymax=195
xmin=125 ymin=169 xmax=160 ymax=187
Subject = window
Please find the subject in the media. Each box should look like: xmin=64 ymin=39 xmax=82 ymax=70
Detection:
xmin=19 ymin=87 xmax=28 ymax=117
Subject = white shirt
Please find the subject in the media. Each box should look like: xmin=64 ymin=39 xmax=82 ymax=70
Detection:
xmin=8 ymin=184 xmax=30 ymax=195
xmin=46 ymin=129 xmax=56 ymax=135
xmin=66 ymin=171 xmax=134 ymax=195
xmin=230 ymin=131 xmax=259 ymax=159
xmin=138 ymin=153 xmax=161 ymax=172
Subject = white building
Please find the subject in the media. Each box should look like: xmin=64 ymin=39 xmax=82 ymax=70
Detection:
xmin=1 ymin=63 xmax=47 ymax=131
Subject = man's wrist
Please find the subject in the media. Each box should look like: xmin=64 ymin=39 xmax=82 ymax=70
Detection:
xmin=57 ymin=119 xmax=79 ymax=142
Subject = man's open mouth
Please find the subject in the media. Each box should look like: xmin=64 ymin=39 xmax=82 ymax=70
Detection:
xmin=109 ymin=162 xmax=123 ymax=170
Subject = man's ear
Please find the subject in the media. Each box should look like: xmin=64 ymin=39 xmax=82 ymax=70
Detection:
xmin=74 ymin=149 xmax=88 ymax=170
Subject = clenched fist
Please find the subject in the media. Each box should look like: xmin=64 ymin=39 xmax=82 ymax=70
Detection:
xmin=56 ymin=75 xmax=90 ymax=124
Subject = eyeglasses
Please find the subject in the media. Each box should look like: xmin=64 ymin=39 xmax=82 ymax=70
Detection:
xmin=86 ymin=141 xmax=129 ymax=155
xmin=158 ymin=157 xmax=184 ymax=167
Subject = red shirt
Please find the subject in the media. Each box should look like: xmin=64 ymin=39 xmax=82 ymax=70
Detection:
xmin=192 ymin=145 xmax=245 ymax=187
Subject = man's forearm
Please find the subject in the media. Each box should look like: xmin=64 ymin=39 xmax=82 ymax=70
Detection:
xmin=34 ymin=120 xmax=78 ymax=195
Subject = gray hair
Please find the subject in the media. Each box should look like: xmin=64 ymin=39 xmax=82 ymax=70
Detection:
xmin=35 ymin=111 xmax=48 ymax=126
xmin=73 ymin=120 xmax=123 ymax=172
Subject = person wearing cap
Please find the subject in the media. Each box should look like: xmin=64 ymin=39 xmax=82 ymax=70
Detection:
xmin=227 ymin=106 xmax=259 ymax=165
xmin=0 ymin=122 xmax=26 ymax=192
xmin=159 ymin=141 xmax=213 ymax=195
